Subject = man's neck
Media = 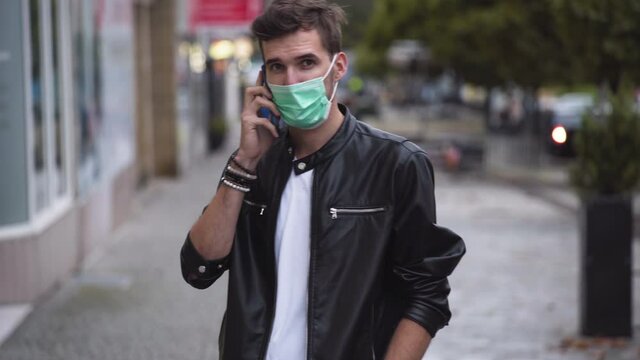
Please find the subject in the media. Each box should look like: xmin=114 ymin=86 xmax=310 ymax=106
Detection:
xmin=288 ymin=103 xmax=344 ymax=159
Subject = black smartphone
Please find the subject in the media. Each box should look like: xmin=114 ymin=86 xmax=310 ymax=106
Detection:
xmin=257 ymin=64 xmax=283 ymax=131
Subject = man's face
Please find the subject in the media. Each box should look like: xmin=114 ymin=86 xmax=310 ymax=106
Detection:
xmin=262 ymin=29 xmax=346 ymax=90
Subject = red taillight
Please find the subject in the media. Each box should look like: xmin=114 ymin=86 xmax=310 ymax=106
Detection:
xmin=551 ymin=126 xmax=567 ymax=144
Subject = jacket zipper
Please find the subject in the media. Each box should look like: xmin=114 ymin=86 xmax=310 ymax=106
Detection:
xmin=306 ymin=171 xmax=319 ymax=360
xmin=329 ymin=206 xmax=386 ymax=219
xmin=371 ymin=304 xmax=376 ymax=360
xmin=258 ymin=155 xmax=291 ymax=360
xmin=243 ymin=199 xmax=266 ymax=215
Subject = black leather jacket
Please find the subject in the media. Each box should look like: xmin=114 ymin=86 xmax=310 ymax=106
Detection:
xmin=181 ymin=105 xmax=465 ymax=360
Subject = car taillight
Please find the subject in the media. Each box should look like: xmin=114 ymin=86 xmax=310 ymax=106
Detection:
xmin=551 ymin=126 xmax=567 ymax=144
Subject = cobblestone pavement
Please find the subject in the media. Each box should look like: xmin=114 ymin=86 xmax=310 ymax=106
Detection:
xmin=1 ymin=135 xmax=638 ymax=360
xmin=0 ymin=145 xmax=234 ymax=360
xmin=426 ymin=174 xmax=639 ymax=360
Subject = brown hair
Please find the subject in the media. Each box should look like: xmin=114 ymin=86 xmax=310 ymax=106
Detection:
xmin=251 ymin=0 xmax=347 ymax=55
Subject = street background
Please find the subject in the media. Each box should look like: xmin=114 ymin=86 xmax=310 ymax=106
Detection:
xmin=1 ymin=0 xmax=640 ymax=359
xmin=1 ymin=116 xmax=640 ymax=359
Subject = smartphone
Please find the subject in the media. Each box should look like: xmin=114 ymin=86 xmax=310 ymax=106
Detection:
xmin=257 ymin=64 xmax=283 ymax=132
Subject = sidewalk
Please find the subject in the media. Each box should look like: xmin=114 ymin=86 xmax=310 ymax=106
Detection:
xmin=1 ymin=125 xmax=639 ymax=359
xmin=0 ymin=139 xmax=237 ymax=360
xmin=484 ymin=156 xmax=640 ymax=232
xmin=427 ymin=174 xmax=640 ymax=360
xmin=368 ymin=103 xmax=639 ymax=224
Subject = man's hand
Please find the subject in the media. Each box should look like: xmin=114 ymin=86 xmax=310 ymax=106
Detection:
xmin=385 ymin=318 xmax=432 ymax=360
xmin=188 ymin=71 xmax=280 ymax=262
xmin=235 ymin=71 xmax=281 ymax=170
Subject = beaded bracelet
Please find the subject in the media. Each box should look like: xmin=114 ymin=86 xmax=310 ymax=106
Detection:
xmin=223 ymin=170 xmax=252 ymax=187
xmin=221 ymin=177 xmax=250 ymax=193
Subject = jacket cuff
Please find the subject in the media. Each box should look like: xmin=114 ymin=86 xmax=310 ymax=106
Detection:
xmin=403 ymin=304 xmax=449 ymax=338
xmin=180 ymin=232 xmax=229 ymax=289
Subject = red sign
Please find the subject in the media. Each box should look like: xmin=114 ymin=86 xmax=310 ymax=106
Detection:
xmin=190 ymin=0 xmax=263 ymax=29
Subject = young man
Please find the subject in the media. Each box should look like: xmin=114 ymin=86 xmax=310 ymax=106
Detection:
xmin=180 ymin=0 xmax=465 ymax=359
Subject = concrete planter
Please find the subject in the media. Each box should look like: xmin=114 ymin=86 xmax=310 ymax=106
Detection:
xmin=579 ymin=194 xmax=633 ymax=337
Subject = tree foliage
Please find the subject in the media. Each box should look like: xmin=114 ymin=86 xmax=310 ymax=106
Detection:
xmin=359 ymin=0 xmax=640 ymax=90
xmin=570 ymin=90 xmax=640 ymax=195
xmin=334 ymin=0 xmax=376 ymax=49
xmin=551 ymin=0 xmax=640 ymax=92
xmin=357 ymin=0 xmax=432 ymax=76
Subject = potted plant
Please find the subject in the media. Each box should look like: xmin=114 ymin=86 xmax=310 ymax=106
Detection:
xmin=570 ymin=89 xmax=640 ymax=337
xmin=208 ymin=115 xmax=228 ymax=152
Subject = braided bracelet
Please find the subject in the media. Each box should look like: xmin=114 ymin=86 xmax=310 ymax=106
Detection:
xmin=226 ymin=164 xmax=257 ymax=180
xmin=230 ymin=155 xmax=256 ymax=176
xmin=223 ymin=170 xmax=252 ymax=187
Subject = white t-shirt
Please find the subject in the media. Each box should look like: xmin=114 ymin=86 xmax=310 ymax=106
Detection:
xmin=265 ymin=168 xmax=313 ymax=360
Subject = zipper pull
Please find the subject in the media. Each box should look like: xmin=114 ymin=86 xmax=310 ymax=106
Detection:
xmin=259 ymin=208 xmax=265 ymax=216
xmin=330 ymin=208 xmax=338 ymax=219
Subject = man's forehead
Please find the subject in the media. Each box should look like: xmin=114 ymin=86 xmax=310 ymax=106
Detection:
xmin=261 ymin=29 xmax=330 ymax=61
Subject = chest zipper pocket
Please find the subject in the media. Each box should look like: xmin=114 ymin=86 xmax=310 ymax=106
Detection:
xmin=243 ymin=199 xmax=267 ymax=215
xmin=329 ymin=206 xmax=386 ymax=219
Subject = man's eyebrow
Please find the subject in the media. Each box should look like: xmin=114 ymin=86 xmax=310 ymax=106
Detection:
xmin=265 ymin=57 xmax=282 ymax=65
xmin=294 ymin=53 xmax=320 ymax=61
xmin=264 ymin=53 xmax=320 ymax=65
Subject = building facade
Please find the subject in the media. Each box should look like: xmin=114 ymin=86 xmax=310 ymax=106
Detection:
xmin=0 ymin=0 xmax=254 ymax=304
xmin=0 ymin=0 xmax=195 ymax=304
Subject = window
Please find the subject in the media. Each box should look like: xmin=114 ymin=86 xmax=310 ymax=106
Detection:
xmin=30 ymin=0 xmax=48 ymax=212
xmin=70 ymin=0 xmax=103 ymax=196
xmin=51 ymin=0 xmax=68 ymax=198
xmin=28 ymin=0 xmax=72 ymax=217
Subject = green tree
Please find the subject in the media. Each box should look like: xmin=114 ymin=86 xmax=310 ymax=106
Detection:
xmin=357 ymin=0 xmax=432 ymax=76
xmin=334 ymin=0 xmax=376 ymax=49
xmin=570 ymin=89 xmax=640 ymax=195
xmin=359 ymin=0 xmax=572 ymax=88
xmin=359 ymin=0 xmax=640 ymax=91
xmin=552 ymin=0 xmax=640 ymax=93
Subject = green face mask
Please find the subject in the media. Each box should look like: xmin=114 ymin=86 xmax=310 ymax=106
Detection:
xmin=267 ymin=55 xmax=339 ymax=130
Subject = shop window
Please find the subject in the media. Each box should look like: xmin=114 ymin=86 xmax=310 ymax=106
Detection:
xmin=51 ymin=0 xmax=68 ymax=197
xmin=28 ymin=0 xmax=71 ymax=218
xmin=30 ymin=0 xmax=48 ymax=213
xmin=70 ymin=0 xmax=103 ymax=196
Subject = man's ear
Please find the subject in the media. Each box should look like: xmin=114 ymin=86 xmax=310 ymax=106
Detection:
xmin=334 ymin=51 xmax=349 ymax=81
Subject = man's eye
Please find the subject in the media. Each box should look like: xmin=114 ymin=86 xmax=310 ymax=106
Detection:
xmin=301 ymin=59 xmax=315 ymax=68
xmin=269 ymin=64 xmax=283 ymax=72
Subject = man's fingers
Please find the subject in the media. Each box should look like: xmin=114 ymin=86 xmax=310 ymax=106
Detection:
xmin=243 ymin=85 xmax=272 ymax=108
xmin=256 ymin=70 xmax=263 ymax=86
xmin=246 ymin=85 xmax=272 ymax=98
xmin=252 ymin=96 xmax=281 ymax=117
xmin=253 ymin=117 xmax=280 ymax=139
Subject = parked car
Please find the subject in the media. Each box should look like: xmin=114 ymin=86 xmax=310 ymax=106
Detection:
xmin=547 ymin=93 xmax=593 ymax=156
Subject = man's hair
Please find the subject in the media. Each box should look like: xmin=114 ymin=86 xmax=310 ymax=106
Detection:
xmin=251 ymin=0 xmax=347 ymax=55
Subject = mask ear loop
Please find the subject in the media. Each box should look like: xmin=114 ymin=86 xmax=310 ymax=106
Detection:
xmin=322 ymin=54 xmax=339 ymax=80
xmin=325 ymin=54 xmax=340 ymax=102
xmin=328 ymin=80 xmax=339 ymax=102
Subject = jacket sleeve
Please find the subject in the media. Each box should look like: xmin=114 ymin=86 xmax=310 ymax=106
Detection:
xmin=180 ymin=206 xmax=231 ymax=289
xmin=390 ymin=150 xmax=466 ymax=338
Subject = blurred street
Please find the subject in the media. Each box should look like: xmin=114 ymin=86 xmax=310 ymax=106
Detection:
xmin=1 ymin=117 xmax=639 ymax=360
xmin=2 ymin=0 xmax=639 ymax=359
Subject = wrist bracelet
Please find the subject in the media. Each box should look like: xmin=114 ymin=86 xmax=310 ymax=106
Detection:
xmin=222 ymin=177 xmax=250 ymax=193
xmin=230 ymin=155 xmax=256 ymax=176
xmin=227 ymin=165 xmax=258 ymax=180
xmin=223 ymin=170 xmax=252 ymax=187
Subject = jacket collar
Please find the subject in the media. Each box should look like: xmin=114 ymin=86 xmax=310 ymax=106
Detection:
xmin=286 ymin=104 xmax=356 ymax=175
